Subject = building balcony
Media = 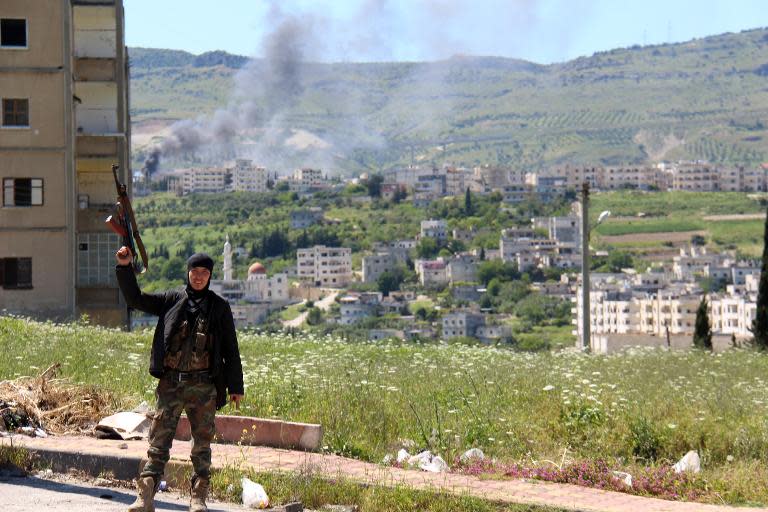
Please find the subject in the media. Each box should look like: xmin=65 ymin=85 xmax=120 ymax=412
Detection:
xmin=74 ymin=57 xmax=117 ymax=82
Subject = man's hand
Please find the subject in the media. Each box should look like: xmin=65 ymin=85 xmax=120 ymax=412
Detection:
xmin=230 ymin=394 xmax=244 ymax=410
xmin=116 ymin=246 xmax=133 ymax=266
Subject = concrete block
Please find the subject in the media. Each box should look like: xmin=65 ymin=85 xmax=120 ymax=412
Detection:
xmin=175 ymin=415 xmax=323 ymax=451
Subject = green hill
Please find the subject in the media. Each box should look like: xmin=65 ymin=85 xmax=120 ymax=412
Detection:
xmin=129 ymin=27 xmax=768 ymax=174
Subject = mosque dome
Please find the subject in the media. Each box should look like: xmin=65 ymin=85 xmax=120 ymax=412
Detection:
xmin=248 ymin=262 xmax=266 ymax=275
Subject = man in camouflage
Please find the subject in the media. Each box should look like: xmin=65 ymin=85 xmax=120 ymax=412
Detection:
xmin=116 ymin=247 xmax=244 ymax=512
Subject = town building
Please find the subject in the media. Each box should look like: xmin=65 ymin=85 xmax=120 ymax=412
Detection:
xmin=207 ymin=237 xmax=289 ymax=327
xmin=339 ymin=292 xmax=381 ymax=325
xmin=415 ymin=259 xmax=449 ymax=287
xmin=296 ymin=245 xmax=352 ymax=287
xmin=420 ymin=219 xmax=448 ymax=241
xmin=290 ymin=168 xmax=324 ymax=192
xmin=442 ymin=311 xmax=485 ymax=339
xmin=362 ymin=252 xmax=400 ymax=284
xmin=0 ymin=0 xmax=131 ymax=325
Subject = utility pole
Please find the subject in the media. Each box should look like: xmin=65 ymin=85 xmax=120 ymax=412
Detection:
xmin=581 ymin=181 xmax=591 ymax=352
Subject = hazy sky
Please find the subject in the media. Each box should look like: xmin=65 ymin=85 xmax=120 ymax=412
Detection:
xmin=124 ymin=0 xmax=768 ymax=64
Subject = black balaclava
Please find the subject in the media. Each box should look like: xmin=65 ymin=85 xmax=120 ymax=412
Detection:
xmin=185 ymin=253 xmax=214 ymax=314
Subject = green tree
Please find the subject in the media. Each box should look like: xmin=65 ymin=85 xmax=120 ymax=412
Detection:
xmin=365 ymin=174 xmax=384 ymax=198
xmin=416 ymin=237 xmax=439 ymax=259
xmin=377 ymin=270 xmax=403 ymax=296
xmin=306 ymin=307 xmax=324 ymax=326
xmin=753 ymin=207 xmax=768 ymax=349
xmin=693 ymin=297 xmax=713 ymax=350
xmin=464 ymin=187 xmax=473 ymax=215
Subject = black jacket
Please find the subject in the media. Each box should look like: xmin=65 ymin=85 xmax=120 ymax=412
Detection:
xmin=116 ymin=265 xmax=244 ymax=409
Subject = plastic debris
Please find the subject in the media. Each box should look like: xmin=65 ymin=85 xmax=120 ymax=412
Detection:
xmin=242 ymin=477 xmax=270 ymax=509
xmin=420 ymin=455 xmax=449 ymax=473
xmin=612 ymin=471 xmax=633 ymax=487
xmin=673 ymin=450 xmax=701 ymax=474
xmin=460 ymin=448 xmax=485 ymax=463
xmin=396 ymin=448 xmax=411 ymax=463
xmin=158 ymin=480 xmax=167 ymax=492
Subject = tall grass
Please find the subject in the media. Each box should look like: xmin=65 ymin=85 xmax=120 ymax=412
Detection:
xmin=4 ymin=315 xmax=768 ymax=503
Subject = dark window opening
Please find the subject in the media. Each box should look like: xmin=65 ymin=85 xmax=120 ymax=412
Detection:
xmin=2 ymin=98 xmax=29 ymax=126
xmin=0 ymin=19 xmax=26 ymax=47
xmin=3 ymin=178 xmax=43 ymax=206
xmin=0 ymin=257 xmax=32 ymax=289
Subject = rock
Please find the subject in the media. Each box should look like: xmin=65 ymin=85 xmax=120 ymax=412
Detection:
xmin=34 ymin=428 xmax=47 ymax=438
xmin=673 ymin=450 xmax=701 ymax=474
xmin=381 ymin=454 xmax=393 ymax=465
xmin=460 ymin=448 xmax=485 ymax=463
xmin=396 ymin=448 xmax=410 ymax=463
xmin=118 ymin=443 xmax=128 ymax=449
xmin=612 ymin=471 xmax=632 ymax=487
xmin=94 ymin=478 xmax=112 ymax=487
xmin=420 ymin=455 xmax=449 ymax=473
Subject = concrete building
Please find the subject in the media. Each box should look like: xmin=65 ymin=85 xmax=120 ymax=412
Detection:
xmin=442 ymin=311 xmax=485 ymax=339
xmin=447 ymin=253 xmax=479 ymax=284
xmin=290 ymin=168 xmax=324 ymax=192
xmin=362 ymin=252 xmax=399 ymax=284
xmin=0 ymin=0 xmax=131 ymax=325
xmin=229 ymin=159 xmax=268 ymax=193
xmin=297 ymin=245 xmax=352 ymax=287
xmin=339 ymin=292 xmax=381 ymax=325
xmin=420 ymin=219 xmax=448 ymax=241
xmin=415 ymin=259 xmax=449 ymax=287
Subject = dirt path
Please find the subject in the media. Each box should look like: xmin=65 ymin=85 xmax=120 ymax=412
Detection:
xmin=282 ymin=291 xmax=339 ymax=328
xmin=701 ymin=213 xmax=764 ymax=221
xmin=598 ymin=230 xmax=706 ymax=244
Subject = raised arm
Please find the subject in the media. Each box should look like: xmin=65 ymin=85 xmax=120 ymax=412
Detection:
xmin=115 ymin=246 xmax=171 ymax=316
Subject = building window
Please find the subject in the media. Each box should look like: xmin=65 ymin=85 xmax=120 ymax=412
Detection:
xmin=2 ymin=98 xmax=29 ymax=127
xmin=3 ymin=178 xmax=42 ymax=206
xmin=0 ymin=257 xmax=32 ymax=289
xmin=77 ymin=233 xmax=119 ymax=287
xmin=0 ymin=18 xmax=27 ymax=47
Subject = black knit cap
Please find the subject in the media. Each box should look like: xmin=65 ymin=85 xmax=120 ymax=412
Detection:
xmin=186 ymin=253 xmax=214 ymax=272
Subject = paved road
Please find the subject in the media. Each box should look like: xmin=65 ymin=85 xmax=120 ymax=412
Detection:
xmin=282 ymin=291 xmax=339 ymax=328
xmin=0 ymin=472 xmax=244 ymax=512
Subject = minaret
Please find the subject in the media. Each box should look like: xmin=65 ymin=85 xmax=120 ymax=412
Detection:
xmin=223 ymin=235 xmax=233 ymax=281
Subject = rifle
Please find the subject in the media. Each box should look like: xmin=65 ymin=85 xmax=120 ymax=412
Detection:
xmin=105 ymin=164 xmax=149 ymax=274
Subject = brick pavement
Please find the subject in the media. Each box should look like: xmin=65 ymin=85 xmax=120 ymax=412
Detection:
xmin=3 ymin=434 xmax=766 ymax=512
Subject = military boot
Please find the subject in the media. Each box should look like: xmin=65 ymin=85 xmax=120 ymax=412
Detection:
xmin=189 ymin=475 xmax=210 ymax=512
xmin=127 ymin=475 xmax=157 ymax=512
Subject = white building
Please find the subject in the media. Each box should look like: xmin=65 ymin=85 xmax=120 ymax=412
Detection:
xmin=420 ymin=219 xmax=448 ymax=241
xmin=297 ymin=245 xmax=352 ymax=287
xmin=207 ymin=237 xmax=289 ymax=327
xmin=291 ymin=168 xmax=325 ymax=192
xmin=415 ymin=259 xmax=449 ymax=287
xmin=362 ymin=253 xmax=400 ymax=284
xmin=229 ymin=159 xmax=268 ymax=192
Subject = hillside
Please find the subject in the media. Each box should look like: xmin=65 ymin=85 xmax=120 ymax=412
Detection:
xmin=129 ymin=28 xmax=768 ymax=175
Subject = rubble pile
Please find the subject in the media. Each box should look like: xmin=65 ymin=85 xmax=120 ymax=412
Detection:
xmin=0 ymin=363 xmax=115 ymax=436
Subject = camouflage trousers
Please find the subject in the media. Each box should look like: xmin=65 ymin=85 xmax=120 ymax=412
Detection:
xmin=140 ymin=375 xmax=217 ymax=480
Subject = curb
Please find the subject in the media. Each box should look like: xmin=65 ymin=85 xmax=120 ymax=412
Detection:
xmin=176 ymin=415 xmax=323 ymax=451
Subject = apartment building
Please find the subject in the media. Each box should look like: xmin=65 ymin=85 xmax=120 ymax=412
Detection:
xmin=290 ymin=167 xmax=324 ymax=192
xmin=230 ymin=159 xmax=267 ymax=192
xmin=361 ymin=252 xmax=399 ymax=284
xmin=1 ymin=0 xmax=130 ymax=325
xmin=420 ymin=219 xmax=448 ymax=241
xmin=296 ymin=245 xmax=352 ymax=287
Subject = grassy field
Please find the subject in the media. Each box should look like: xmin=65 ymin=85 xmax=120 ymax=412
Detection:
xmin=5 ymin=315 xmax=768 ymax=504
xmin=591 ymin=191 xmax=767 ymax=258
